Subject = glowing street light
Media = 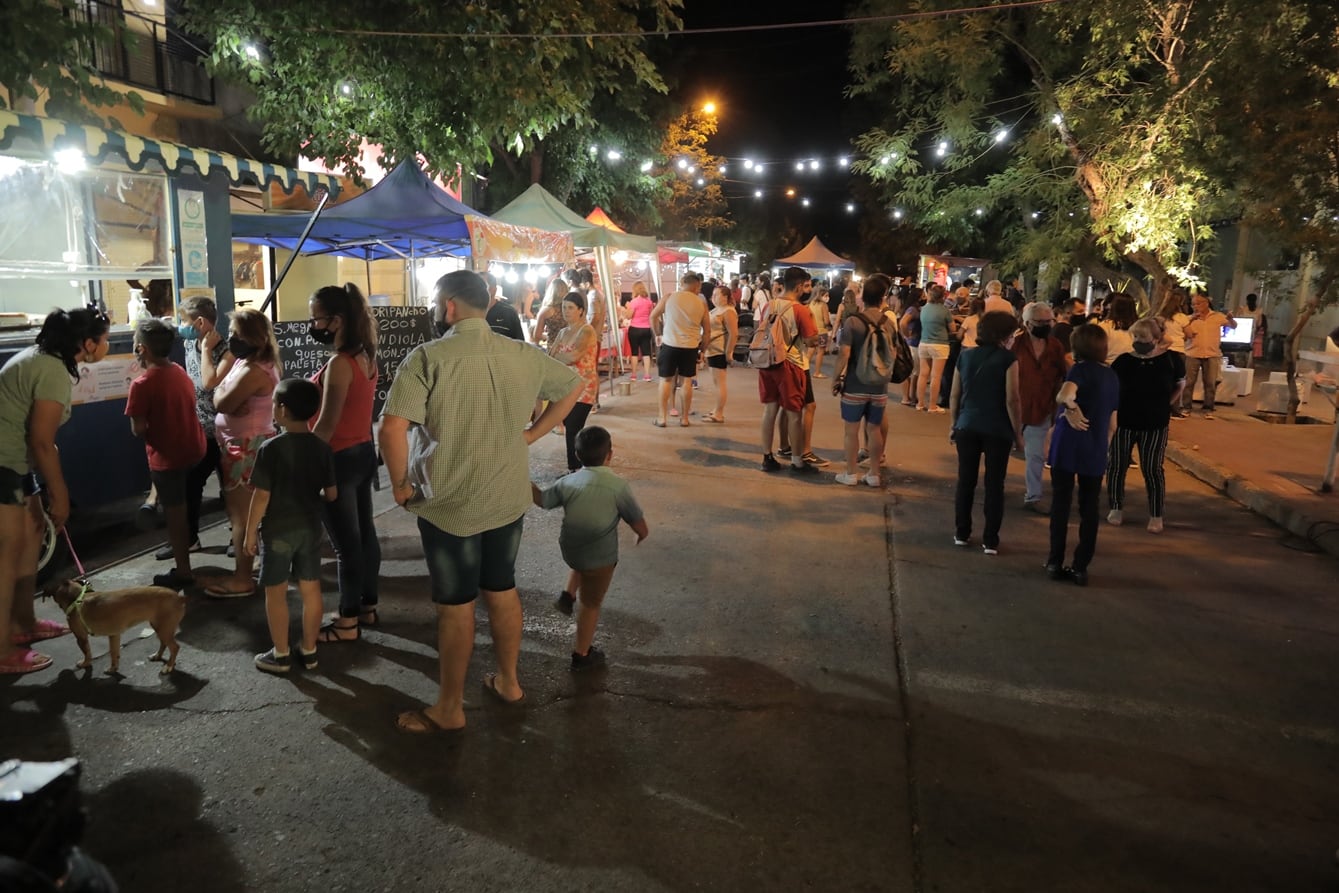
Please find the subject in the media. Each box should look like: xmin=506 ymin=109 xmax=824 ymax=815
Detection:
xmin=687 ymin=165 xmax=697 ymax=174
xmin=1052 ymin=113 xmax=1064 ymax=125
xmin=838 ymin=156 xmax=849 ymax=167
xmin=809 ymin=160 xmax=819 ymax=171
xmin=893 ymin=209 xmax=904 ymax=220
xmin=243 ymin=43 xmax=261 ymax=61
xmin=785 ymin=188 xmax=796 ymax=197
xmin=676 ymin=158 xmax=688 ymax=170
xmin=606 ymin=149 xmax=622 ymax=161
xmin=936 ymin=141 xmax=949 ymax=157
xmin=879 ymin=156 xmax=890 ymax=166
xmin=640 ymin=160 xmax=653 ymax=173
xmin=795 ymin=161 xmax=805 ymax=172
xmin=719 ymin=164 xmax=726 ymax=174
xmin=845 ymin=203 xmax=855 ymax=213
xmin=696 ymin=178 xmax=705 ymax=186
xmin=994 ymin=130 xmax=1009 ymax=143
xmin=975 ymin=208 xmax=984 ymax=216
xmin=589 ymin=145 xmax=599 ymax=156
xmin=801 ymin=198 xmax=811 ymax=207
xmin=703 ymin=101 xmax=717 ymax=115
xmin=754 ymin=190 xmax=763 ymax=198
xmin=743 ymin=159 xmax=754 ymax=170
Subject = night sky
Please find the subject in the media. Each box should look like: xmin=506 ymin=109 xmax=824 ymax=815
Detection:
xmin=674 ymin=1 xmax=865 ymax=256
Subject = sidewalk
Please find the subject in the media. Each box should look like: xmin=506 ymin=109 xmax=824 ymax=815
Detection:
xmin=1164 ymin=382 xmax=1339 ymax=558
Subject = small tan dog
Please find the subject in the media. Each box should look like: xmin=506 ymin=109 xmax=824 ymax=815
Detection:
xmin=42 ymin=579 xmax=186 ymax=675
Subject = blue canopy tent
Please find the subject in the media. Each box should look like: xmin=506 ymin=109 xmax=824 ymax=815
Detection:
xmin=230 ymin=159 xmax=479 ymax=262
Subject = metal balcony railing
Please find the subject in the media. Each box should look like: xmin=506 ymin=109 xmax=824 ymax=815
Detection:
xmin=69 ymin=0 xmax=215 ymax=106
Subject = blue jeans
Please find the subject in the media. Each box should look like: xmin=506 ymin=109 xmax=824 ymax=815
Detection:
xmin=321 ymin=441 xmax=381 ymax=618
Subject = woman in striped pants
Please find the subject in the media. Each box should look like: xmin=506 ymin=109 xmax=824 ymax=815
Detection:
xmin=1107 ymin=318 xmax=1186 ymax=533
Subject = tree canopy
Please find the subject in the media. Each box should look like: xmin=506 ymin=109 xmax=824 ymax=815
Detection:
xmin=181 ymin=0 xmax=682 ymax=181
xmin=657 ymin=106 xmax=731 ymax=241
xmin=1 ymin=0 xmax=143 ymax=123
xmin=847 ymin=0 xmax=1335 ymax=305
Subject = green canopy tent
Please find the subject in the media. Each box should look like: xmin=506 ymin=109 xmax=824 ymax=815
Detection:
xmin=492 ymin=184 xmax=657 ymax=379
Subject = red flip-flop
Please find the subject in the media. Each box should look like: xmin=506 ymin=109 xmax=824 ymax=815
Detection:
xmin=0 ymin=649 xmax=53 ymax=675
xmin=11 ymin=619 xmax=69 ymax=646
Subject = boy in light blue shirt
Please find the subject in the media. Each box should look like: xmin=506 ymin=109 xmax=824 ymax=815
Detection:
xmin=532 ymin=426 xmax=648 ymax=671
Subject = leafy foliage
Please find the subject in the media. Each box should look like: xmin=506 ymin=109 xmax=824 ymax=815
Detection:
xmin=1 ymin=0 xmax=144 ymax=123
xmin=846 ymin=0 xmax=1308 ymax=304
xmin=180 ymin=0 xmax=681 ymax=183
xmin=657 ymin=106 xmax=731 ymax=240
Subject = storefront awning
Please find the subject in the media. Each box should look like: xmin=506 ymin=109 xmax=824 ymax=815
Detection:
xmin=0 ymin=110 xmax=340 ymax=196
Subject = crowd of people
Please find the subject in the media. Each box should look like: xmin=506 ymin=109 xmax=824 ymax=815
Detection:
xmin=0 ymin=265 xmax=1246 ymax=716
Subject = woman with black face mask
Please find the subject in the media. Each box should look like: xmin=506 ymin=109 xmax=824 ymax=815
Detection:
xmin=1106 ymin=317 xmax=1185 ymax=534
xmin=307 ymin=284 xmax=382 ymax=641
xmin=204 ymin=309 xmax=280 ymax=597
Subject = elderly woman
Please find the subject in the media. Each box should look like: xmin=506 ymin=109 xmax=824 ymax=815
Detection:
xmin=0 ymin=308 xmax=110 ymax=674
xmin=916 ymin=284 xmax=956 ymax=413
xmin=1046 ymin=324 xmax=1121 ymax=586
xmin=1106 ymin=317 xmax=1185 ymax=533
xmin=548 ymin=291 xmax=599 ymax=471
xmin=949 ymin=311 xmax=1025 ymax=554
xmin=204 ymin=308 xmax=280 ymax=597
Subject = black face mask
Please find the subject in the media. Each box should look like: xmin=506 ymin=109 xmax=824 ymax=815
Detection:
xmin=228 ymin=336 xmax=254 ymax=359
xmin=434 ymin=319 xmax=450 ymax=337
xmin=1132 ymin=341 xmax=1155 ymax=355
xmin=308 ymin=325 xmax=336 ymax=345
xmin=1030 ymin=324 xmax=1052 ymax=339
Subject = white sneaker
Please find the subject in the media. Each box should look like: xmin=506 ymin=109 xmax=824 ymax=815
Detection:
xmin=983 ymin=546 xmax=999 ymax=556
xmin=835 ymin=473 xmax=859 ymax=486
xmin=953 ymin=537 xmax=969 ymax=547
xmin=863 ymin=473 xmax=881 ymax=487
xmin=1147 ymin=517 xmax=1164 ymax=533
xmin=1107 ymin=509 xmax=1123 ymax=526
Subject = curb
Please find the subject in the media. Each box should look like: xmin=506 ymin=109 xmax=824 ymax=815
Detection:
xmin=1164 ymin=440 xmax=1339 ymax=560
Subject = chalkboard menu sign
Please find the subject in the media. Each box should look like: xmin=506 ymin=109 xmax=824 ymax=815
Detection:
xmin=371 ymin=306 xmax=435 ymax=413
xmin=274 ymin=306 xmax=435 ymax=415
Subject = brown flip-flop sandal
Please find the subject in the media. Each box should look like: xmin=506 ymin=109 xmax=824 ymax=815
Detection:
xmin=395 ymin=708 xmax=463 ymax=735
xmin=482 ymin=673 xmax=526 ymax=706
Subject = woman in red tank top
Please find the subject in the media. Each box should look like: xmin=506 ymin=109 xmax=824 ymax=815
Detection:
xmin=308 ymin=284 xmax=381 ymax=641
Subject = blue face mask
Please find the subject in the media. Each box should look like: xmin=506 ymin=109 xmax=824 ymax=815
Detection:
xmin=178 ymin=322 xmax=200 ymax=341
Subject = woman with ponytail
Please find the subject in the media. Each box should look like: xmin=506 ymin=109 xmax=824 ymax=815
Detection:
xmin=306 ymin=283 xmax=382 ymax=641
xmin=0 ymin=307 xmax=109 ymax=673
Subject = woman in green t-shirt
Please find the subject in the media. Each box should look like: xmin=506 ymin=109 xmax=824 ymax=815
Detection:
xmin=0 ymin=307 xmax=110 ymax=674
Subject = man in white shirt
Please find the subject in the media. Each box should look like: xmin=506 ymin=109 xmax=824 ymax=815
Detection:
xmin=1182 ymin=293 xmax=1236 ymax=419
xmin=649 ymin=271 xmax=710 ymax=426
xmin=983 ymin=280 xmax=1016 ymax=316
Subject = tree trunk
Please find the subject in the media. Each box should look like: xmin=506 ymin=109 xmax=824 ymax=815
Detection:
xmin=1284 ymin=297 xmax=1322 ymax=424
xmin=529 ymin=142 xmax=544 ymax=185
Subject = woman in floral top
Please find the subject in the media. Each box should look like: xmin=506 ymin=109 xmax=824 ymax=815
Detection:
xmin=548 ymin=292 xmax=599 ymax=471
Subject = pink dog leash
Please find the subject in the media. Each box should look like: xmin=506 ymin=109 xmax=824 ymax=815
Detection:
xmin=60 ymin=527 xmax=88 ymax=579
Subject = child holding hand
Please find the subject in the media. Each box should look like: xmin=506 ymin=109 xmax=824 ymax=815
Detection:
xmin=532 ymin=426 xmax=648 ymax=671
xmin=245 ymin=378 xmax=337 ymax=674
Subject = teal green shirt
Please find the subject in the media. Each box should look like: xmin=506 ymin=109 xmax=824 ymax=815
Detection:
xmin=0 ymin=347 xmax=73 ymax=473
xmin=538 ymin=465 xmax=644 ymax=571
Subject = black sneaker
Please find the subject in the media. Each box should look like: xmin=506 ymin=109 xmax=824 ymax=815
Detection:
xmin=254 ymin=648 xmax=291 ymax=674
xmin=555 ymin=590 xmax=576 ymax=615
xmin=571 ymin=646 xmax=607 ymax=672
xmin=801 ymin=451 xmax=831 ymax=467
xmin=761 ymin=453 xmax=782 ymax=472
xmin=294 ymin=647 xmax=318 ymax=671
xmin=790 ymin=462 xmax=819 ymax=476
xmin=777 ymin=447 xmax=792 ymax=459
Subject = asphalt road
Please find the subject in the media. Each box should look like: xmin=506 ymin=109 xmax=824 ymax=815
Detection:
xmin=3 ymin=366 xmax=1336 ymax=892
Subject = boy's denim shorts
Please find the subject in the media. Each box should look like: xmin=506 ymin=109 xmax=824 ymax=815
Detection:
xmin=259 ymin=524 xmax=323 ymax=587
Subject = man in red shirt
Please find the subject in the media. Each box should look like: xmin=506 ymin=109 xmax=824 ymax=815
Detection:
xmin=126 ymin=319 xmax=207 ymax=589
xmin=1013 ymin=302 xmax=1069 ymax=512
xmin=759 ymin=266 xmax=820 ymax=474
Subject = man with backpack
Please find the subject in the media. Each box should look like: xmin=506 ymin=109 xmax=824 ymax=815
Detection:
xmin=756 ymin=267 xmax=819 ymax=474
xmin=833 ymin=274 xmax=898 ymax=486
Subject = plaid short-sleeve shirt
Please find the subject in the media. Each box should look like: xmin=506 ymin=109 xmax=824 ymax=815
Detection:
xmin=382 ymin=317 xmax=581 ymax=536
